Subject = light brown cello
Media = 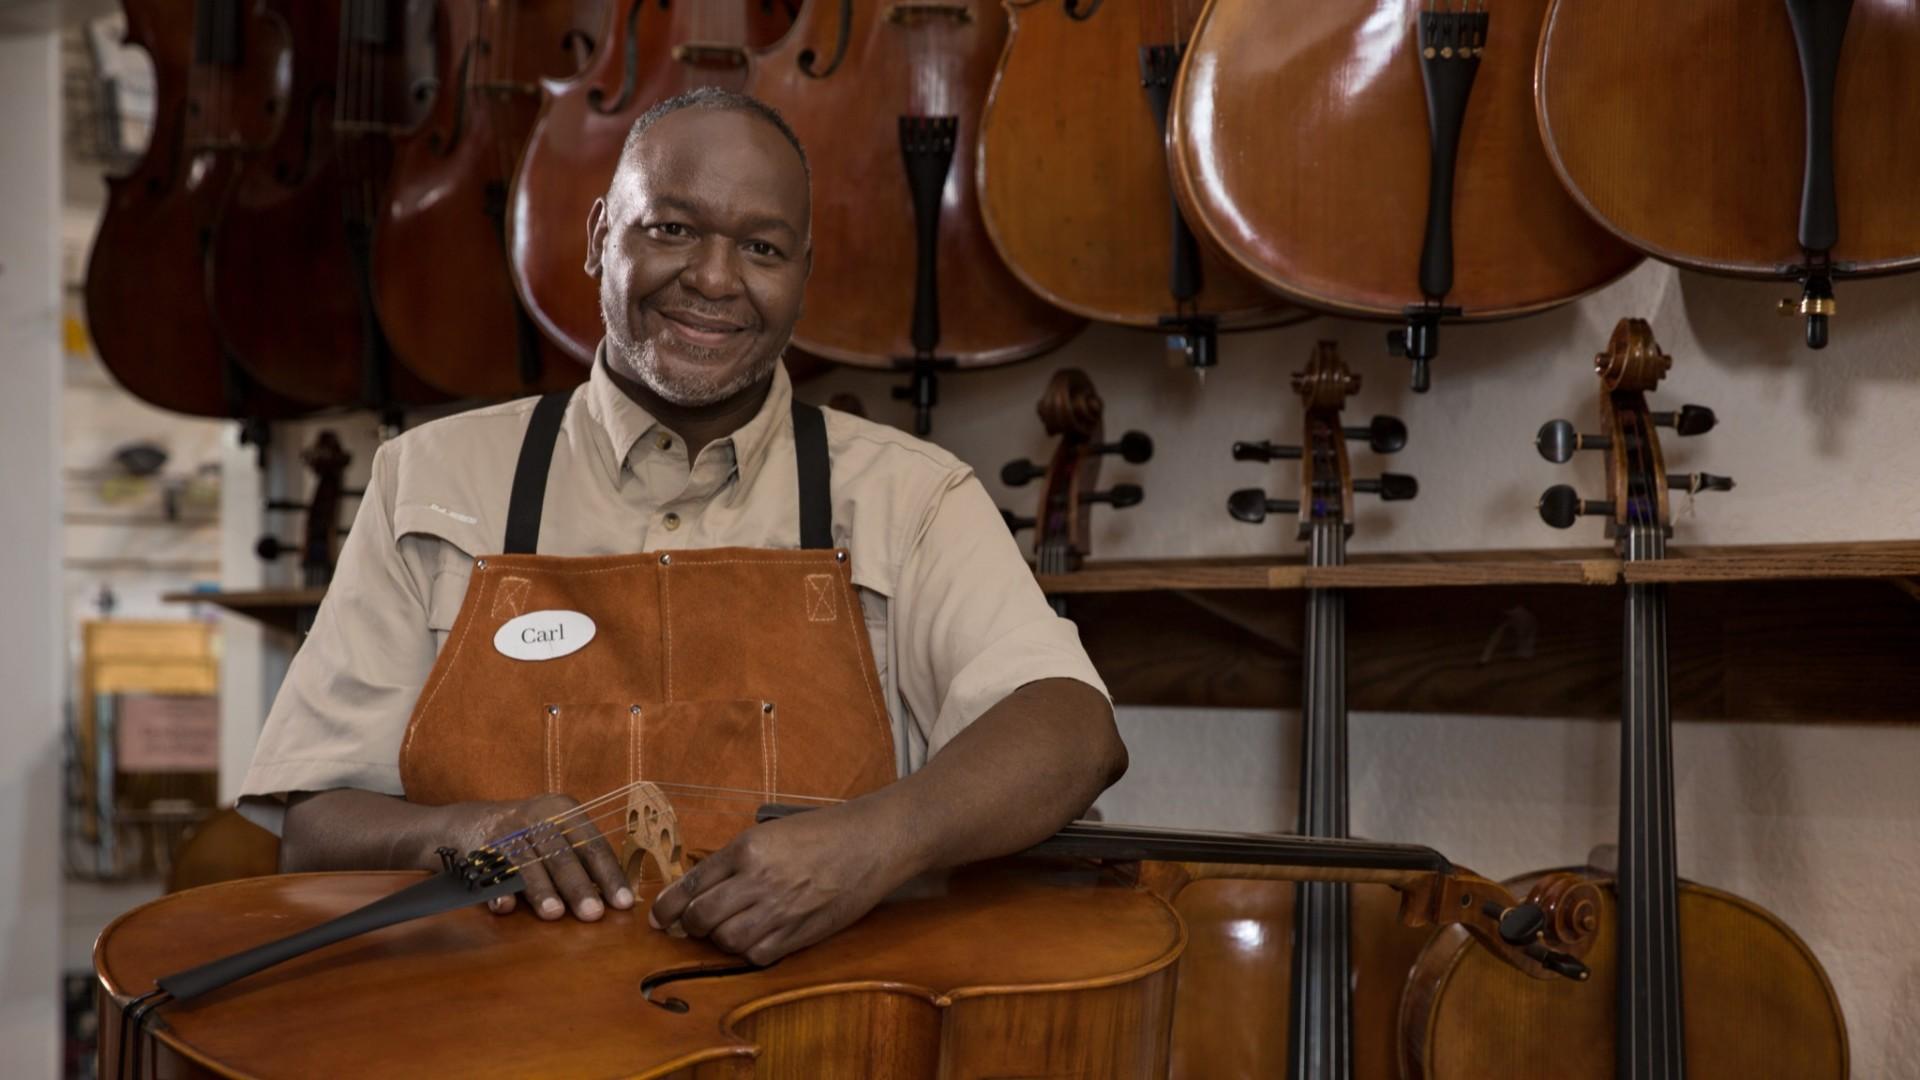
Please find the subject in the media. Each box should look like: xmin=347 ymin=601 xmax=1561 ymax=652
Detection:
xmin=1536 ymin=0 xmax=1920 ymax=349
xmin=1168 ymin=0 xmax=1642 ymax=391
xmin=1399 ymin=320 xmax=1847 ymax=1079
xmin=371 ymin=1 xmax=602 ymax=398
xmin=976 ymin=0 xmax=1302 ymax=374
xmin=506 ymin=0 xmax=795 ymax=366
xmin=98 ymin=781 xmax=1598 ymax=1078
xmin=747 ymin=0 xmax=1085 ymax=433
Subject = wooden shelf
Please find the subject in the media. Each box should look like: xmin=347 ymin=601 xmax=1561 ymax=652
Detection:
xmin=163 ymin=589 xmax=325 ymax=636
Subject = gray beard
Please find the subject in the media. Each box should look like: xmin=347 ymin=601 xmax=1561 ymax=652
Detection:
xmin=602 ymin=298 xmax=781 ymax=408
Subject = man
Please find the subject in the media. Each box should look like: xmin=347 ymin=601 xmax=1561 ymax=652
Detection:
xmin=239 ymin=88 xmax=1127 ymax=966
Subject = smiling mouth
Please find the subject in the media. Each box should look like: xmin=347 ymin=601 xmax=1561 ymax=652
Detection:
xmin=657 ymin=310 xmax=749 ymax=349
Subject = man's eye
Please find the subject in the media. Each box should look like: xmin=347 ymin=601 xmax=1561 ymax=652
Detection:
xmin=649 ymin=223 xmax=689 ymax=238
xmin=746 ymin=241 xmax=781 ymax=258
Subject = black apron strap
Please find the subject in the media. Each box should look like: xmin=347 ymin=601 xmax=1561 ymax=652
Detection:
xmin=792 ymin=401 xmax=834 ymax=549
xmin=502 ymin=390 xmax=572 ymax=554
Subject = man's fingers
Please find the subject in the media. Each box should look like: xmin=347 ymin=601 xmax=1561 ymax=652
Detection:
xmin=488 ymin=895 xmax=516 ymax=915
xmin=740 ymin=909 xmax=835 ymax=968
xmin=649 ymin=853 xmax=737 ymax=931
xmin=675 ymin=877 xmax=760 ymax=939
xmin=577 ymin=829 xmax=634 ymax=910
xmin=533 ymin=826 xmax=604 ymax=922
xmin=516 ymin=859 xmax=562 ymax=921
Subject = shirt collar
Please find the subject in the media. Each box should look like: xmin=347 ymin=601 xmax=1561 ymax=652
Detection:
xmin=584 ymin=341 xmax=795 ymax=486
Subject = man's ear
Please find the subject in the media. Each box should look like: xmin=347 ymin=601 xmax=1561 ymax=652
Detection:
xmin=585 ymin=197 xmax=609 ymax=278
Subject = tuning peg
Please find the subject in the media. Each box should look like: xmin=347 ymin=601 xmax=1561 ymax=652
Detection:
xmin=1000 ymin=509 xmax=1035 ymax=534
xmin=1092 ymin=430 xmax=1154 ymax=464
xmin=1354 ymin=473 xmax=1418 ymax=501
xmin=1345 ymin=415 xmax=1408 ymax=454
xmin=1535 ymin=419 xmax=1611 ymax=464
xmin=1650 ymin=405 xmax=1716 ymax=436
xmin=1000 ymin=459 xmax=1045 ymax=487
xmin=1227 ymin=488 xmax=1299 ymax=524
xmin=1668 ymin=472 xmax=1734 ymax=493
xmin=1231 ymin=440 xmax=1302 ymax=463
xmin=1537 ymin=484 xmax=1615 ymax=529
xmin=1082 ymin=484 xmax=1143 ymax=509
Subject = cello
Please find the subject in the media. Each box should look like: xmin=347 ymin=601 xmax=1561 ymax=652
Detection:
xmin=206 ymin=0 xmax=450 ymax=417
xmin=747 ymin=0 xmax=1086 ymax=434
xmin=506 ymin=0 xmax=795 ymax=367
xmin=371 ymin=1 xmax=603 ymax=399
xmin=1168 ymin=0 xmax=1642 ymax=391
xmin=976 ymin=0 xmax=1302 ymax=374
xmin=98 ymin=780 xmax=1598 ymax=1078
xmin=1399 ymin=320 xmax=1848 ymax=1078
xmin=1191 ymin=342 xmax=1423 ymax=1078
xmin=999 ymin=368 xmax=1152 ymax=589
xmin=1536 ymin=0 xmax=1920 ymax=349
xmin=83 ymin=0 xmax=311 ymax=423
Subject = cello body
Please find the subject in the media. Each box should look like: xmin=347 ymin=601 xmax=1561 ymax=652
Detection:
xmin=747 ymin=0 xmax=1083 ymax=369
xmin=506 ymin=0 xmax=794 ymax=365
xmin=371 ymin=0 xmax=598 ymax=398
xmin=1168 ymin=0 xmax=1639 ymax=321
xmin=84 ymin=0 xmax=310 ymax=419
xmin=976 ymin=0 xmax=1293 ymax=335
xmin=1401 ymin=873 xmax=1848 ymax=1079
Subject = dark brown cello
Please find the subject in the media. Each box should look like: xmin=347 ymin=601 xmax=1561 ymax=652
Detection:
xmin=207 ymin=0 xmax=449 ymax=416
xmin=977 ymin=0 xmax=1302 ymax=374
xmin=1536 ymin=0 xmax=1920 ymax=349
xmin=99 ymin=780 xmax=1597 ymax=1078
xmin=747 ymin=0 xmax=1085 ymax=433
xmin=84 ymin=0 xmax=311 ymax=422
xmin=1400 ymin=320 xmax=1847 ymax=1079
xmin=507 ymin=0 xmax=795 ymax=366
xmin=371 ymin=1 xmax=602 ymax=398
xmin=1168 ymin=0 xmax=1643 ymax=390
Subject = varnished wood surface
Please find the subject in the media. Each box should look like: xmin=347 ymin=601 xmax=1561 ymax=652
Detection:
xmin=747 ymin=0 xmax=1085 ymax=368
xmin=99 ymin=865 xmax=1182 ymax=1078
xmin=163 ymin=588 xmax=325 ymax=636
xmin=1168 ymin=0 xmax=1641 ymax=319
xmin=976 ymin=0 xmax=1292 ymax=329
xmin=1538 ymin=0 xmax=1920 ymax=277
xmin=1402 ymin=876 xmax=1847 ymax=1079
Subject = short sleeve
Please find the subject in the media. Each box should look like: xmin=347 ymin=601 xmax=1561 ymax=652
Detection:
xmin=237 ymin=441 xmax=437 ymax=834
xmin=887 ymin=472 xmax=1109 ymax=760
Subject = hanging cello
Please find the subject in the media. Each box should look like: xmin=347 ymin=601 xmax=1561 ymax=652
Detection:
xmin=1536 ymin=0 xmax=1920 ymax=349
xmin=1193 ymin=342 xmax=1422 ymax=1078
xmin=1400 ymin=319 xmax=1847 ymax=1079
xmin=746 ymin=0 xmax=1085 ymax=434
xmin=99 ymin=779 xmax=1598 ymax=1078
xmin=83 ymin=0 xmax=312 ymax=424
xmin=206 ymin=0 xmax=449 ymax=419
xmin=1168 ymin=0 xmax=1642 ymax=391
xmin=506 ymin=0 xmax=795 ymax=366
xmin=976 ymin=0 xmax=1302 ymax=375
xmin=370 ymin=1 xmax=603 ymax=399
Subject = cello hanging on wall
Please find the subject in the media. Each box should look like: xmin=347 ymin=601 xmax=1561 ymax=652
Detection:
xmin=1400 ymin=319 xmax=1847 ymax=1079
xmin=746 ymin=0 xmax=1085 ymax=434
xmin=1167 ymin=0 xmax=1642 ymax=391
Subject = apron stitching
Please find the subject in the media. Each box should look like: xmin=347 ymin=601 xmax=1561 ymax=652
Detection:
xmin=468 ymin=554 xmax=826 ymax=575
xmin=762 ymin=705 xmax=776 ymax=796
xmin=832 ymin=577 xmax=893 ymax=749
xmin=630 ymin=706 xmax=640 ymax=789
xmin=545 ymin=707 xmax=558 ymax=793
xmin=402 ymin=568 xmax=490 ymax=758
xmin=660 ymin=566 xmax=674 ymax=702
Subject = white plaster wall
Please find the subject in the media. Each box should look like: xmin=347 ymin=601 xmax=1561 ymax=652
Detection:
xmin=0 ymin=21 xmax=65 ymax=1079
xmin=803 ymin=260 xmax=1920 ymax=1076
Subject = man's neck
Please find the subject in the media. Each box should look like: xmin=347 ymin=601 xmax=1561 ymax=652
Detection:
xmin=606 ymin=364 xmax=774 ymax=464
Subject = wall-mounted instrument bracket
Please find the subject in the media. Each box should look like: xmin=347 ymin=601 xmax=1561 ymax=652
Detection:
xmin=1779 ymin=263 xmax=1837 ymax=349
xmin=890 ymin=355 xmax=956 ymax=436
xmin=1139 ymin=42 xmax=1220 ymax=375
xmin=1388 ymin=302 xmax=1461 ymax=393
xmin=1158 ymin=314 xmax=1219 ymax=373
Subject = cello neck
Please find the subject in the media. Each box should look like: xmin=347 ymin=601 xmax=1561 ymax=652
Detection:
xmin=1619 ymin=522 xmax=1686 ymax=1079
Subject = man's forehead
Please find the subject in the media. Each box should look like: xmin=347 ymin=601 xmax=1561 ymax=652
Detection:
xmin=615 ymin=109 xmax=808 ymax=229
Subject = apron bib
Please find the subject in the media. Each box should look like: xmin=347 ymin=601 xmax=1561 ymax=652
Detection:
xmin=398 ymin=392 xmax=897 ymax=856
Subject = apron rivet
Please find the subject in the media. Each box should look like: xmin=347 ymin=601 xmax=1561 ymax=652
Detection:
xmin=835 ymin=550 xmax=847 ymax=563
xmin=659 ymin=554 xmax=671 ymax=566
xmin=475 ymin=558 xmax=486 ymax=569
xmin=762 ymin=701 xmax=773 ymax=713
xmin=630 ymin=705 xmax=640 ymax=715
xmin=547 ymin=705 xmax=558 ymax=716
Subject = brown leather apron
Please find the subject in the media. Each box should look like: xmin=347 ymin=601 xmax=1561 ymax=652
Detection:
xmin=398 ymin=392 xmax=897 ymax=856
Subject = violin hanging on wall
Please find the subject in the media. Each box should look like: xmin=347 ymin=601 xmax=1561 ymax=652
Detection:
xmin=1400 ymin=320 xmax=1847 ymax=1079
xmin=507 ymin=0 xmax=796 ymax=367
xmin=1536 ymin=0 xmax=1920 ymax=349
xmin=1167 ymin=0 xmax=1642 ymax=391
xmin=746 ymin=0 xmax=1085 ymax=434
xmin=976 ymin=0 xmax=1303 ymax=376
xmin=84 ymin=0 xmax=313 ymax=424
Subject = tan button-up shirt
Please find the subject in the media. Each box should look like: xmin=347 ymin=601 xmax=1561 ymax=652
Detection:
xmin=239 ymin=358 xmax=1106 ymax=831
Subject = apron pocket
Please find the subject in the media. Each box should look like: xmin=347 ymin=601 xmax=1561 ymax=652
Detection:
xmin=543 ymin=699 xmax=778 ymax=858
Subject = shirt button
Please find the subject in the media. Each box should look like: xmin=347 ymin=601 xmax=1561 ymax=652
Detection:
xmin=655 ymin=432 xmax=673 ymax=451
xmin=663 ymin=512 xmax=681 ymax=531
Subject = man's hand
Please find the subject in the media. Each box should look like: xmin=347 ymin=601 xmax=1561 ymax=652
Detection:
xmin=465 ymin=793 xmax=636 ymax=922
xmin=646 ymin=801 xmax=916 ymax=966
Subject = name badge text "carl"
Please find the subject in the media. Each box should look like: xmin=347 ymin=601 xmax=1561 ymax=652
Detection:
xmin=493 ymin=610 xmax=597 ymax=662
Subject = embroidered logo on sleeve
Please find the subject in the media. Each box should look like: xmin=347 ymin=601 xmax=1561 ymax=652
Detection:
xmin=803 ymin=574 xmax=837 ymax=623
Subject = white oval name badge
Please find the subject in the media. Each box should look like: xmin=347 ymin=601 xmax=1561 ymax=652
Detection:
xmin=493 ymin=610 xmax=597 ymax=662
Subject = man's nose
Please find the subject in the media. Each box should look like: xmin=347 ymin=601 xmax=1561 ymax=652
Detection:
xmin=680 ymin=237 xmax=743 ymax=301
